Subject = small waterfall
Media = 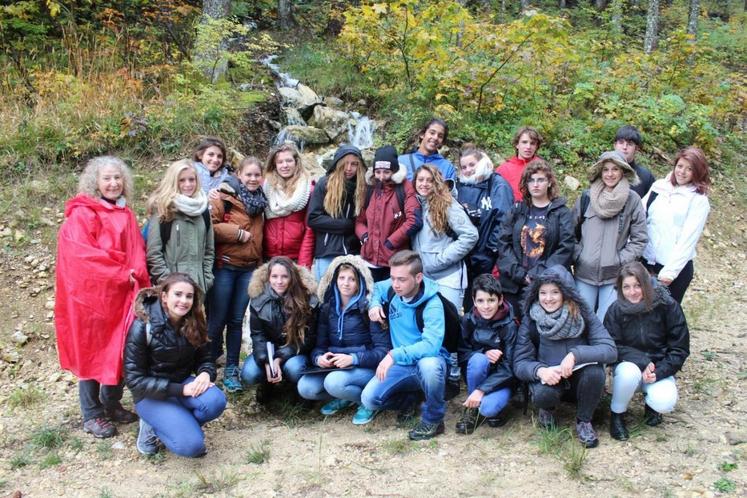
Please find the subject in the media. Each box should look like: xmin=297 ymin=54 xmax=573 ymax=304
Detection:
xmin=274 ymin=128 xmax=306 ymax=151
xmin=260 ymin=55 xmax=298 ymax=89
xmin=348 ymin=114 xmax=375 ymax=150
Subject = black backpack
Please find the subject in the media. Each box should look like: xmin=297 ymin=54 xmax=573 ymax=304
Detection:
xmin=383 ymin=286 xmax=462 ymax=353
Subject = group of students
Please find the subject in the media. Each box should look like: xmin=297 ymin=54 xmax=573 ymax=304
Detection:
xmin=54 ymin=119 xmax=711 ymax=457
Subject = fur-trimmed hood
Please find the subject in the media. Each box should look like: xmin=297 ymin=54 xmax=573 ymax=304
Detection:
xmin=364 ymin=165 xmax=407 ymax=186
xmin=588 ymin=150 xmax=640 ymax=185
xmin=316 ymin=255 xmax=374 ymax=302
xmin=248 ymin=260 xmax=317 ymax=299
xmin=458 ymin=154 xmax=495 ymax=185
xmin=132 ymin=287 xmax=171 ymax=332
xmin=522 ymin=265 xmax=591 ymax=316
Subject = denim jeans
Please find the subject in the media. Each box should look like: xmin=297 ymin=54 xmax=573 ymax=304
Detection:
xmin=297 ymin=367 xmax=376 ymax=404
xmin=575 ymin=280 xmax=617 ymax=321
xmin=135 ymin=377 xmax=227 ymax=458
xmin=610 ymin=361 xmax=678 ymax=414
xmin=240 ymin=354 xmax=309 ymax=386
xmin=208 ymin=267 xmax=253 ymax=367
xmin=465 ymin=353 xmax=511 ymax=417
xmin=313 ymin=257 xmax=336 ymax=282
xmin=361 ymin=356 xmax=447 ymax=424
xmin=530 ymin=364 xmax=605 ymax=422
xmin=78 ymin=379 xmax=124 ymax=421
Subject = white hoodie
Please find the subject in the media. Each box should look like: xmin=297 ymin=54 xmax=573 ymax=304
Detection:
xmin=642 ymin=175 xmax=710 ymax=281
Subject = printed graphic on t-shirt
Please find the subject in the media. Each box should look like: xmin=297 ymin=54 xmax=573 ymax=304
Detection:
xmin=520 ymin=206 xmax=548 ymax=270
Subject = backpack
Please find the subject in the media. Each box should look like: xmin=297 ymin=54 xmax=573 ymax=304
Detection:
xmin=383 ymin=287 xmax=462 ymax=353
xmin=363 ymin=183 xmax=406 ymax=212
xmin=644 ymin=191 xmax=658 ymax=213
xmin=468 ymin=206 xmax=505 ymax=275
xmin=141 ymin=209 xmax=213 ymax=249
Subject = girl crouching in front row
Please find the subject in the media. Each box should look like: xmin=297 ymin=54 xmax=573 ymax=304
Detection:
xmin=125 ymin=273 xmax=226 ymax=457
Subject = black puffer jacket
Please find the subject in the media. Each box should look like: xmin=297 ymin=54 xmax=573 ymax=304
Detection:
xmin=307 ymin=174 xmax=361 ymax=259
xmin=512 ymin=265 xmax=617 ymax=382
xmin=458 ymin=303 xmax=518 ymax=394
xmin=604 ymin=284 xmax=689 ymax=380
xmin=248 ymin=261 xmax=319 ymax=366
xmin=497 ymin=198 xmax=574 ymax=295
xmin=124 ymin=289 xmax=215 ymax=403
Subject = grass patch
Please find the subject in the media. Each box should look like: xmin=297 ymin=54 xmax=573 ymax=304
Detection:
xmin=719 ymin=462 xmax=738 ymax=472
xmin=10 ymin=452 xmax=32 ymax=469
xmin=7 ymin=386 xmax=44 ymax=409
xmin=713 ymin=477 xmax=736 ymax=493
xmin=99 ymin=488 xmax=114 ymax=498
xmin=96 ymin=441 xmax=113 ymax=460
xmin=172 ymin=470 xmax=239 ymax=497
xmin=246 ymin=440 xmax=271 ymax=464
xmin=382 ymin=438 xmax=414 ymax=456
xmin=39 ymin=452 xmax=62 ymax=469
xmin=68 ymin=437 xmax=84 ymax=453
xmin=535 ymin=426 xmax=587 ymax=479
xmin=31 ymin=426 xmax=67 ymax=450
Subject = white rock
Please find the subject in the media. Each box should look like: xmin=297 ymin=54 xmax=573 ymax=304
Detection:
xmin=564 ymin=175 xmax=581 ymax=190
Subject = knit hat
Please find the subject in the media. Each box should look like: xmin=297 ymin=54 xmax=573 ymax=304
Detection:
xmin=588 ymin=150 xmax=640 ymax=185
xmin=326 ymin=144 xmax=365 ymax=173
xmin=372 ymin=145 xmax=400 ymax=173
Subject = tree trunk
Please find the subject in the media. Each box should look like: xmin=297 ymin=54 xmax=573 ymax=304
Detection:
xmin=203 ymin=0 xmax=230 ymax=18
xmin=687 ymin=0 xmax=700 ymax=37
xmin=559 ymin=0 xmax=566 ymax=7
xmin=198 ymin=0 xmax=231 ymax=82
xmin=643 ymin=0 xmax=660 ymax=54
xmin=279 ymin=0 xmax=294 ymax=30
xmin=611 ymin=0 xmax=623 ymax=35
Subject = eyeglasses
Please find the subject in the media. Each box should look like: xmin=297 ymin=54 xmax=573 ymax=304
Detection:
xmin=527 ymin=177 xmax=548 ymax=185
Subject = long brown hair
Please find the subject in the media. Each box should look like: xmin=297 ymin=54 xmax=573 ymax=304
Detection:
xmin=268 ymin=256 xmax=313 ymax=349
xmin=265 ymin=142 xmax=307 ymax=196
xmin=324 ymin=155 xmax=367 ymax=217
xmin=669 ymin=146 xmax=711 ymax=195
xmin=414 ymin=165 xmax=452 ymax=234
xmin=616 ymin=262 xmax=655 ymax=311
xmin=158 ymin=273 xmax=208 ymax=348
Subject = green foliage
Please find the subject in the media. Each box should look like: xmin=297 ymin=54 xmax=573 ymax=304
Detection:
xmin=535 ymin=426 xmax=587 ymax=479
xmin=713 ymin=477 xmax=737 ymax=493
xmin=31 ymin=426 xmax=67 ymax=450
xmin=246 ymin=440 xmax=271 ymax=464
xmin=7 ymin=386 xmax=44 ymax=409
xmin=39 ymin=451 xmax=62 ymax=469
xmin=10 ymin=452 xmax=31 ymax=470
xmin=719 ymin=462 xmax=738 ymax=472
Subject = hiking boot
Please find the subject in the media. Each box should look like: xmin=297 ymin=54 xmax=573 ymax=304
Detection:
xmin=136 ymin=419 xmax=160 ymax=456
xmin=486 ymin=414 xmax=507 ymax=428
xmin=352 ymin=406 xmax=379 ymax=425
xmin=537 ymin=408 xmax=556 ymax=430
xmin=576 ymin=419 xmax=599 ymax=448
xmin=320 ymin=399 xmax=355 ymax=416
xmin=104 ymin=404 xmax=138 ymax=424
xmin=83 ymin=417 xmax=116 ymax=438
xmin=610 ymin=411 xmax=629 ymax=441
xmin=222 ymin=365 xmax=243 ymax=393
xmin=455 ymin=407 xmax=485 ymax=435
xmin=408 ymin=420 xmax=445 ymax=441
xmin=644 ymin=404 xmax=663 ymax=427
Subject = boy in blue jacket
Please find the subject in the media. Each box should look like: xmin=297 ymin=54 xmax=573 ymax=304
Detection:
xmin=361 ymin=250 xmax=448 ymax=440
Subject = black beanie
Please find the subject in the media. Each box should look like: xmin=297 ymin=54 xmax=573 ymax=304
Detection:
xmin=373 ymin=145 xmax=399 ymax=173
xmin=327 ymin=144 xmax=365 ymax=173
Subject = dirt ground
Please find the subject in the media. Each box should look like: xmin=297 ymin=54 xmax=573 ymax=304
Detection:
xmin=0 ymin=183 xmax=745 ymax=498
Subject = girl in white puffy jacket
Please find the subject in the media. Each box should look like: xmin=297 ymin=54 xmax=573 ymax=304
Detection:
xmin=642 ymin=146 xmax=711 ymax=304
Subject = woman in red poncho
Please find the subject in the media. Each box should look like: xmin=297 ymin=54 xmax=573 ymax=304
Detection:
xmin=55 ymin=156 xmax=150 ymax=439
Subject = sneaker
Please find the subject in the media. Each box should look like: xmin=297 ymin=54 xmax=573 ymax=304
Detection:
xmin=455 ymin=407 xmax=485 ymax=435
xmin=408 ymin=420 xmax=445 ymax=441
xmin=104 ymin=404 xmax=138 ymax=424
xmin=136 ymin=419 xmax=159 ymax=456
xmin=575 ymin=419 xmax=599 ymax=448
xmin=83 ymin=417 xmax=116 ymax=438
xmin=320 ymin=399 xmax=355 ymax=416
xmin=644 ymin=404 xmax=663 ymax=427
xmin=609 ymin=410 xmax=629 ymax=441
xmin=537 ymin=408 xmax=556 ymax=430
xmin=222 ymin=365 xmax=243 ymax=393
xmin=352 ymin=406 xmax=379 ymax=425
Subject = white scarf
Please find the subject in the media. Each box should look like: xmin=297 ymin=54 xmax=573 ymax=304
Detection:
xmin=172 ymin=191 xmax=208 ymax=217
xmin=264 ymin=177 xmax=312 ymax=219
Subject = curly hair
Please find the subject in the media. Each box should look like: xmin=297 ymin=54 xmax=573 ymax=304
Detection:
xmin=265 ymin=142 xmax=309 ymax=196
xmin=78 ymin=156 xmax=134 ymax=200
xmin=414 ymin=165 xmax=452 ymax=235
xmin=670 ymin=146 xmax=711 ymax=195
xmin=324 ymin=154 xmax=367 ymax=218
xmin=518 ymin=160 xmax=559 ymax=204
xmin=268 ymin=256 xmax=313 ymax=350
xmin=146 ymin=159 xmax=203 ymax=221
xmin=158 ymin=272 xmax=208 ymax=348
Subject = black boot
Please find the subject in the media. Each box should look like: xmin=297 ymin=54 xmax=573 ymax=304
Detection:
xmin=609 ymin=410 xmax=629 ymax=441
xmin=644 ymin=404 xmax=662 ymax=426
xmin=455 ymin=407 xmax=485 ymax=435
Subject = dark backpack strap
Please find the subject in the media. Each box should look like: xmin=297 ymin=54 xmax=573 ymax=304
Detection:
xmin=395 ymin=183 xmax=405 ymax=212
xmin=407 ymin=153 xmax=417 ymax=179
xmin=159 ymin=219 xmax=173 ymax=252
xmin=575 ymin=190 xmax=590 ymax=241
xmin=364 ymin=185 xmax=375 ymax=210
xmin=645 ymin=191 xmax=658 ymax=213
xmin=202 ymin=208 xmax=211 ymax=228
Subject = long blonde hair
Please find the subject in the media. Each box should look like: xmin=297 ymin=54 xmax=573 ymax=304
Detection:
xmin=146 ymin=159 xmax=203 ymax=222
xmin=414 ymin=165 xmax=452 ymax=234
xmin=265 ymin=142 xmax=308 ymax=196
xmin=323 ymin=157 xmax=367 ymax=217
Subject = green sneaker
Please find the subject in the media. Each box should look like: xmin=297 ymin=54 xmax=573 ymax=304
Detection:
xmin=352 ymin=406 xmax=379 ymax=425
xmin=320 ymin=399 xmax=354 ymax=416
xmin=408 ymin=420 xmax=445 ymax=441
xmin=223 ymin=365 xmax=243 ymax=393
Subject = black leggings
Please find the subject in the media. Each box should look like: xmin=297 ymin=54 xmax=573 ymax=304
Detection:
xmin=646 ymin=260 xmax=694 ymax=304
xmin=529 ymin=364 xmax=605 ymax=422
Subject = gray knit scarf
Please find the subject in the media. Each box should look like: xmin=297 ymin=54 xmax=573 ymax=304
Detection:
xmin=529 ymin=302 xmax=585 ymax=341
xmin=589 ymin=177 xmax=629 ymax=219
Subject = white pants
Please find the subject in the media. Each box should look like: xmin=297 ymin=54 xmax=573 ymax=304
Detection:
xmin=610 ymin=361 xmax=678 ymax=414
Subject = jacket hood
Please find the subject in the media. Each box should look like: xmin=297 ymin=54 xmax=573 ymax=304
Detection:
xmin=65 ymin=193 xmax=126 ymax=217
xmin=588 ymin=150 xmax=640 ymax=185
xmin=522 ymin=265 xmax=590 ymax=316
xmin=399 ymin=276 xmax=440 ymax=309
xmin=327 ymin=144 xmax=365 ymax=173
xmin=133 ymin=287 xmax=169 ymax=329
xmin=458 ymin=154 xmax=495 ymax=185
xmin=316 ymin=255 xmax=374 ymax=302
xmin=364 ymin=164 xmax=407 ymax=186
xmin=650 ymin=174 xmax=698 ymax=196
xmin=218 ymin=174 xmax=241 ymax=195
xmin=248 ymin=260 xmax=317 ymax=299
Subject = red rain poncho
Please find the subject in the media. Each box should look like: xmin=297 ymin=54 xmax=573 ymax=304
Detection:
xmin=54 ymin=194 xmax=150 ymax=384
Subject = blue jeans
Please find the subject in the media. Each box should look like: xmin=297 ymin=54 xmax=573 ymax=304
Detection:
xmin=361 ymin=356 xmax=447 ymax=424
xmin=575 ymin=280 xmax=617 ymax=322
xmin=297 ymin=367 xmax=376 ymax=404
xmin=208 ymin=267 xmax=253 ymax=367
xmin=465 ymin=353 xmax=511 ymax=417
xmin=313 ymin=257 xmax=336 ymax=282
xmin=135 ymin=377 xmax=226 ymax=458
xmin=240 ymin=354 xmax=309 ymax=385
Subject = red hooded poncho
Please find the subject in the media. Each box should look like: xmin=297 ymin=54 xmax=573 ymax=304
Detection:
xmin=55 ymin=194 xmax=150 ymax=384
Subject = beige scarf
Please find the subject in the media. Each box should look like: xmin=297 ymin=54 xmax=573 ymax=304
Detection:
xmin=589 ymin=178 xmax=629 ymax=219
xmin=264 ymin=175 xmax=312 ymax=219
